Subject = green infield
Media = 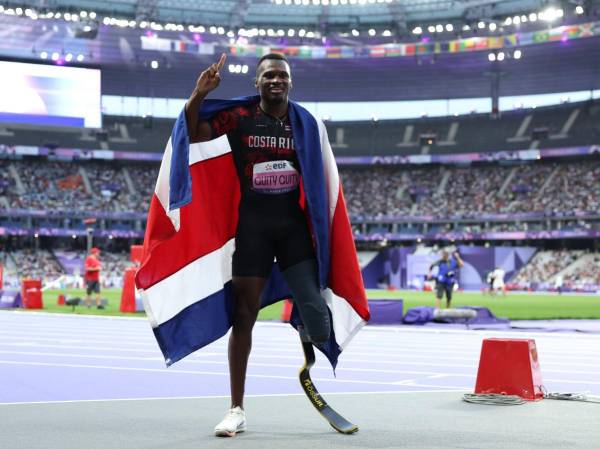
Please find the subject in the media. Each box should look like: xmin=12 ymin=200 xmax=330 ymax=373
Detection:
xmin=23 ymin=288 xmax=600 ymax=321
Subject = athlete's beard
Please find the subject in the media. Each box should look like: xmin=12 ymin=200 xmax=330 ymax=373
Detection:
xmin=261 ymin=91 xmax=288 ymax=107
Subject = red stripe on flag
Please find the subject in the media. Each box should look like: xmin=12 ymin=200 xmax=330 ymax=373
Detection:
xmin=328 ymin=187 xmax=370 ymax=321
xmin=136 ymin=154 xmax=240 ymax=289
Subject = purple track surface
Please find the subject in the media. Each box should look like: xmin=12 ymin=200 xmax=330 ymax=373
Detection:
xmin=1 ymin=311 xmax=600 ymax=405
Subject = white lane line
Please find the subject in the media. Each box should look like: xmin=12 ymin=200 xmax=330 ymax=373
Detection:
xmin=1 ymin=334 xmax=597 ymax=363
xmin=0 ymin=350 xmax=476 ymax=377
xmin=4 ymin=312 xmax=600 ymax=341
xmin=0 ymin=360 xmax=442 ymax=387
xmin=0 ymin=389 xmax=469 ymax=406
xmin=1 ymin=342 xmax=599 ymax=371
xmin=4 ymin=350 xmax=600 ymax=377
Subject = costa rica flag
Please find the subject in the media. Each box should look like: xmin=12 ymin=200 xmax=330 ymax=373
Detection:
xmin=135 ymin=95 xmax=369 ymax=368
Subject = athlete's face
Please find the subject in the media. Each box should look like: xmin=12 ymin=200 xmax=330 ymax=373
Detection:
xmin=255 ymin=60 xmax=292 ymax=105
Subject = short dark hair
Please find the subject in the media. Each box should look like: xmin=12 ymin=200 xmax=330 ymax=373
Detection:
xmin=256 ymin=53 xmax=289 ymax=75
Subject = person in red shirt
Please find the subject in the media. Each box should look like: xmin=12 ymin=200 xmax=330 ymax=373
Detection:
xmin=84 ymin=247 xmax=103 ymax=310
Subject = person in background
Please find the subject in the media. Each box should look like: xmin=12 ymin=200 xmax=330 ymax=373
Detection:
xmin=84 ymin=247 xmax=103 ymax=310
xmin=492 ymin=266 xmax=506 ymax=296
xmin=428 ymin=250 xmax=464 ymax=309
xmin=554 ymin=274 xmax=563 ymax=295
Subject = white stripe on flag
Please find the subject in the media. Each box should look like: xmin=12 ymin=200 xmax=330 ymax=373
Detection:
xmin=140 ymin=238 xmax=235 ymax=327
xmin=322 ymin=288 xmax=366 ymax=351
xmin=189 ymin=134 xmax=231 ymax=165
xmin=317 ymin=118 xmax=339 ymax=225
xmin=155 ymin=138 xmax=181 ymax=230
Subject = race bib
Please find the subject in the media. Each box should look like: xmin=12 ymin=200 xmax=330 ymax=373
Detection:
xmin=252 ymin=160 xmax=299 ymax=194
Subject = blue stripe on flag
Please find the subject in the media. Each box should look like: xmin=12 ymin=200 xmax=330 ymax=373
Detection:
xmin=153 ymin=282 xmax=234 ymax=366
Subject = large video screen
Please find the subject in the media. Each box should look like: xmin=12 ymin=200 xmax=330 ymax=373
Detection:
xmin=0 ymin=61 xmax=101 ymax=128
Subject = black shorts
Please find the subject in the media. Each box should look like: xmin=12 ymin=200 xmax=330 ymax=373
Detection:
xmin=86 ymin=280 xmax=100 ymax=295
xmin=233 ymin=202 xmax=315 ymax=278
xmin=436 ymin=282 xmax=453 ymax=300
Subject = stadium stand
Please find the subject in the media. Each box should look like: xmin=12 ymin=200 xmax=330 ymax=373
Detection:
xmin=0 ymin=99 xmax=598 ymax=156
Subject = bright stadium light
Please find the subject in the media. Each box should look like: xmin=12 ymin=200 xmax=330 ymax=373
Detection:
xmin=65 ymin=53 xmax=73 ymax=62
xmin=242 ymin=65 xmax=249 ymax=74
xmin=575 ymin=5 xmax=584 ymax=14
xmin=513 ymin=49 xmax=522 ymax=59
xmin=529 ymin=12 xmax=537 ymax=21
xmin=277 ymin=29 xmax=285 ymax=36
xmin=412 ymin=26 xmax=422 ymax=34
xmin=477 ymin=21 xmax=485 ymax=29
xmin=209 ymin=26 xmax=217 ymax=34
xmin=462 ymin=24 xmax=470 ymax=31
xmin=520 ymin=14 xmax=528 ymax=22
xmin=428 ymin=25 xmax=435 ymax=33
xmin=368 ymin=29 xmax=376 ymax=36
xmin=80 ymin=10 xmax=88 ymax=18
xmin=77 ymin=54 xmax=84 ymax=62
xmin=504 ymin=17 xmax=512 ymax=25
xmin=351 ymin=29 xmax=359 ymax=36
xmin=382 ymin=29 xmax=392 ymax=36
xmin=299 ymin=29 xmax=306 ymax=37
xmin=445 ymin=23 xmax=453 ymax=32
xmin=51 ymin=52 xmax=60 ymax=61
xmin=497 ymin=51 xmax=505 ymax=61
xmin=435 ymin=24 xmax=443 ymax=32
xmin=103 ymin=17 xmax=110 ymax=25
xmin=227 ymin=30 xmax=234 ymax=37
xmin=489 ymin=22 xmax=497 ymax=31
xmin=539 ymin=7 xmax=562 ymax=21
xmin=151 ymin=60 xmax=158 ymax=69
xmin=488 ymin=52 xmax=496 ymax=61
xmin=40 ymin=51 xmax=48 ymax=59
xmin=513 ymin=15 xmax=520 ymax=24
xmin=90 ymin=11 xmax=96 ymax=19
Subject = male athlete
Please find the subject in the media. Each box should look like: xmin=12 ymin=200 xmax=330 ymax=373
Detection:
xmin=185 ymin=53 xmax=331 ymax=437
xmin=428 ymin=250 xmax=464 ymax=309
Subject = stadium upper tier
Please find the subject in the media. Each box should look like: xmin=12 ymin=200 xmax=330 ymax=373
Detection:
xmin=1 ymin=99 xmax=598 ymax=156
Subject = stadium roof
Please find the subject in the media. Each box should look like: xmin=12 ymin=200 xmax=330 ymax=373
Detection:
xmin=0 ymin=0 xmax=572 ymax=35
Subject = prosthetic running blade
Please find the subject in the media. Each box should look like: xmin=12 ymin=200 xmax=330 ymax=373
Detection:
xmin=298 ymin=330 xmax=358 ymax=434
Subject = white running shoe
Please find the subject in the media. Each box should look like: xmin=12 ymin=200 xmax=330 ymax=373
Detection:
xmin=214 ymin=406 xmax=246 ymax=437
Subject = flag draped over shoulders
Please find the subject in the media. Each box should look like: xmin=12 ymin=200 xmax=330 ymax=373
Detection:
xmin=135 ymin=94 xmax=369 ymax=368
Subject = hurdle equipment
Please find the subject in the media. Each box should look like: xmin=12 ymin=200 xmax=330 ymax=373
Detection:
xmin=298 ymin=326 xmax=358 ymax=434
xmin=21 ymin=279 xmax=43 ymax=309
xmin=474 ymin=338 xmax=544 ymax=401
xmin=120 ymin=245 xmax=143 ymax=313
xmin=280 ymin=299 xmax=293 ymax=322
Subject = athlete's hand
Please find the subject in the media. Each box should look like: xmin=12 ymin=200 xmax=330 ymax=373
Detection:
xmin=194 ymin=53 xmax=227 ymax=96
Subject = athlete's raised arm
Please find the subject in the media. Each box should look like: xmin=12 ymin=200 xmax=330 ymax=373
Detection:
xmin=185 ymin=53 xmax=227 ymax=143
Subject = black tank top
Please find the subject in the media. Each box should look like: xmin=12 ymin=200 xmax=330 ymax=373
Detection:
xmin=209 ymin=103 xmax=301 ymax=212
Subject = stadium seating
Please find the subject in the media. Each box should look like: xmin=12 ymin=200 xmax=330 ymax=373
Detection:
xmin=0 ymin=99 xmax=598 ymax=156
